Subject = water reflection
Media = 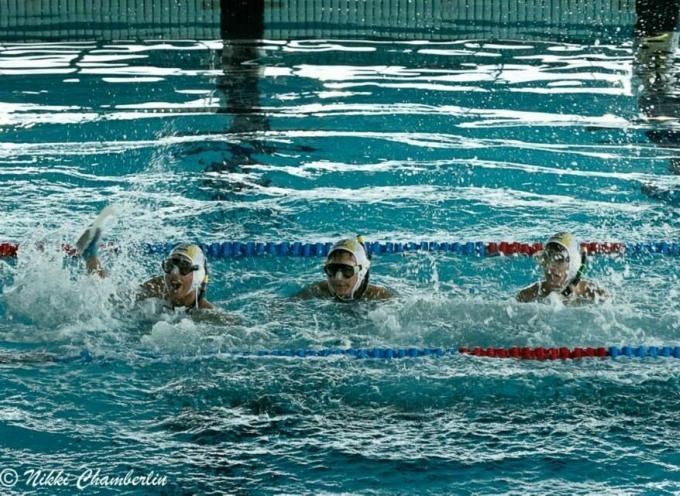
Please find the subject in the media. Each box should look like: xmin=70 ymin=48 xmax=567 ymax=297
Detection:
xmin=209 ymin=41 xmax=272 ymax=174
xmin=635 ymin=0 xmax=680 ymax=204
xmin=210 ymin=0 xmax=270 ymax=175
xmin=200 ymin=1 xmax=317 ymax=201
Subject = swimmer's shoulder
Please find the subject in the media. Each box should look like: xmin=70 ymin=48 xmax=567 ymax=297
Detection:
xmin=198 ymin=298 xmax=214 ymax=310
xmin=293 ymin=283 xmax=392 ymax=300
xmin=364 ymin=284 xmax=393 ymax=300
xmin=294 ymin=281 xmax=332 ymax=299
xmin=516 ymin=282 xmax=541 ymax=303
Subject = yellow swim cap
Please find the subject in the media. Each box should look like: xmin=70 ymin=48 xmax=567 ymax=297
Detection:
xmin=541 ymin=232 xmax=582 ymax=283
xmin=326 ymin=236 xmax=371 ymax=300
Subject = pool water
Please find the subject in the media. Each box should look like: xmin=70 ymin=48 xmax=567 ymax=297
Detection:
xmin=1 ymin=32 xmax=680 ymax=495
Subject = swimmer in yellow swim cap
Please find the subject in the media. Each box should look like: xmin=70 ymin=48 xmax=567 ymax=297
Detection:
xmin=516 ymin=232 xmax=608 ymax=304
xmin=296 ymin=236 xmax=392 ymax=301
xmin=76 ymin=209 xmax=236 ymax=323
xmin=137 ymin=243 xmax=213 ymax=311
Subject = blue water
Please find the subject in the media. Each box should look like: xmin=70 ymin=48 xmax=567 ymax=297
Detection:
xmin=1 ymin=33 xmax=680 ymax=494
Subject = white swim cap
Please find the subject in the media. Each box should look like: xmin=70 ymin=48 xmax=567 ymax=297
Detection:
xmin=540 ymin=232 xmax=582 ymax=285
xmin=169 ymin=243 xmax=208 ymax=306
xmin=326 ymin=237 xmax=371 ymax=300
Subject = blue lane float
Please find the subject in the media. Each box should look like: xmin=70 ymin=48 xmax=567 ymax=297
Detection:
xmin=3 ymin=240 xmax=680 ymax=259
xmin=73 ymin=346 xmax=680 ymax=364
xmin=147 ymin=240 xmax=677 ymax=258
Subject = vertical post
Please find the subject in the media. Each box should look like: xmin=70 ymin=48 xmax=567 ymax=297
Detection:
xmin=220 ymin=0 xmax=264 ymax=39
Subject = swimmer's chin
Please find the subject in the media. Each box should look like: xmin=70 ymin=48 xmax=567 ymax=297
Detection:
xmin=330 ymin=285 xmax=352 ymax=296
xmin=166 ymin=290 xmax=192 ymax=306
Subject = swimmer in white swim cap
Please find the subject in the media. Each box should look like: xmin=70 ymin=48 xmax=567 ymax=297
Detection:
xmin=77 ymin=208 xmax=236 ymax=323
xmin=296 ymin=236 xmax=392 ymax=301
xmin=516 ymin=232 xmax=608 ymax=304
xmin=140 ymin=243 xmax=212 ymax=311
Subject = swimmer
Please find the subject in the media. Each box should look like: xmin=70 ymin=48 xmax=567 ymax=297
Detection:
xmin=296 ymin=237 xmax=392 ymax=301
xmin=136 ymin=243 xmax=215 ymax=312
xmin=516 ymin=232 xmax=608 ymax=304
xmin=76 ymin=210 xmax=237 ymax=324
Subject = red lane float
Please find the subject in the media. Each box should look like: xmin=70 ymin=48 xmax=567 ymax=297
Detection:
xmin=487 ymin=242 xmax=625 ymax=257
xmin=0 ymin=243 xmax=77 ymax=258
xmin=458 ymin=347 xmax=609 ymax=360
xmin=487 ymin=242 xmax=544 ymax=256
xmin=0 ymin=243 xmax=18 ymax=258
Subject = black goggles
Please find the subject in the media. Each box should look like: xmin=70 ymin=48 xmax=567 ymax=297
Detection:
xmin=538 ymin=250 xmax=569 ymax=265
xmin=324 ymin=263 xmax=360 ymax=279
xmin=162 ymin=257 xmax=199 ymax=276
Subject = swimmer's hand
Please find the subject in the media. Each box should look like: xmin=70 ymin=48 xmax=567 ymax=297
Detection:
xmin=76 ymin=205 xmax=118 ymax=278
xmin=77 ymin=225 xmax=105 ymax=276
xmin=76 ymin=205 xmax=117 ymax=258
xmin=76 ymin=226 xmax=102 ymax=260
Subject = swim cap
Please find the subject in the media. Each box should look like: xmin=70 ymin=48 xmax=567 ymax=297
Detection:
xmin=168 ymin=243 xmax=208 ymax=307
xmin=326 ymin=237 xmax=371 ymax=301
xmin=541 ymin=232 xmax=582 ymax=285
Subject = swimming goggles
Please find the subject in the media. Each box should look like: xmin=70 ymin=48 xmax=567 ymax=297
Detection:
xmin=324 ymin=263 xmax=361 ymax=279
xmin=162 ymin=257 xmax=199 ymax=276
xmin=537 ymin=250 xmax=569 ymax=265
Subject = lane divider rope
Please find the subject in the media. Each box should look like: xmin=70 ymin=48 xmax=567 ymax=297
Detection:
xmin=75 ymin=345 xmax=680 ymax=362
xmin=2 ymin=240 xmax=680 ymax=259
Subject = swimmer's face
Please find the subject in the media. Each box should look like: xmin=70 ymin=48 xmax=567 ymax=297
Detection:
xmin=541 ymin=247 xmax=569 ymax=288
xmin=326 ymin=251 xmax=358 ymax=299
xmin=164 ymin=256 xmax=196 ymax=305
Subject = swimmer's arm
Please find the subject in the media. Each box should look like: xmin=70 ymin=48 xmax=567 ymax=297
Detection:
xmin=85 ymin=256 xmax=107 ymax=278
xmin=365 ymin=285 xmax=393 ymax=300
xmin=293 ymin=282 xmax=330 ymax=299
xmin=516 ymin=283 xmax=540 ymax=303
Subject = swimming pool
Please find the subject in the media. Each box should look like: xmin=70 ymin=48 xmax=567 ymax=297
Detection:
xmin=1 ymin=3 xmax=680 ymax=494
